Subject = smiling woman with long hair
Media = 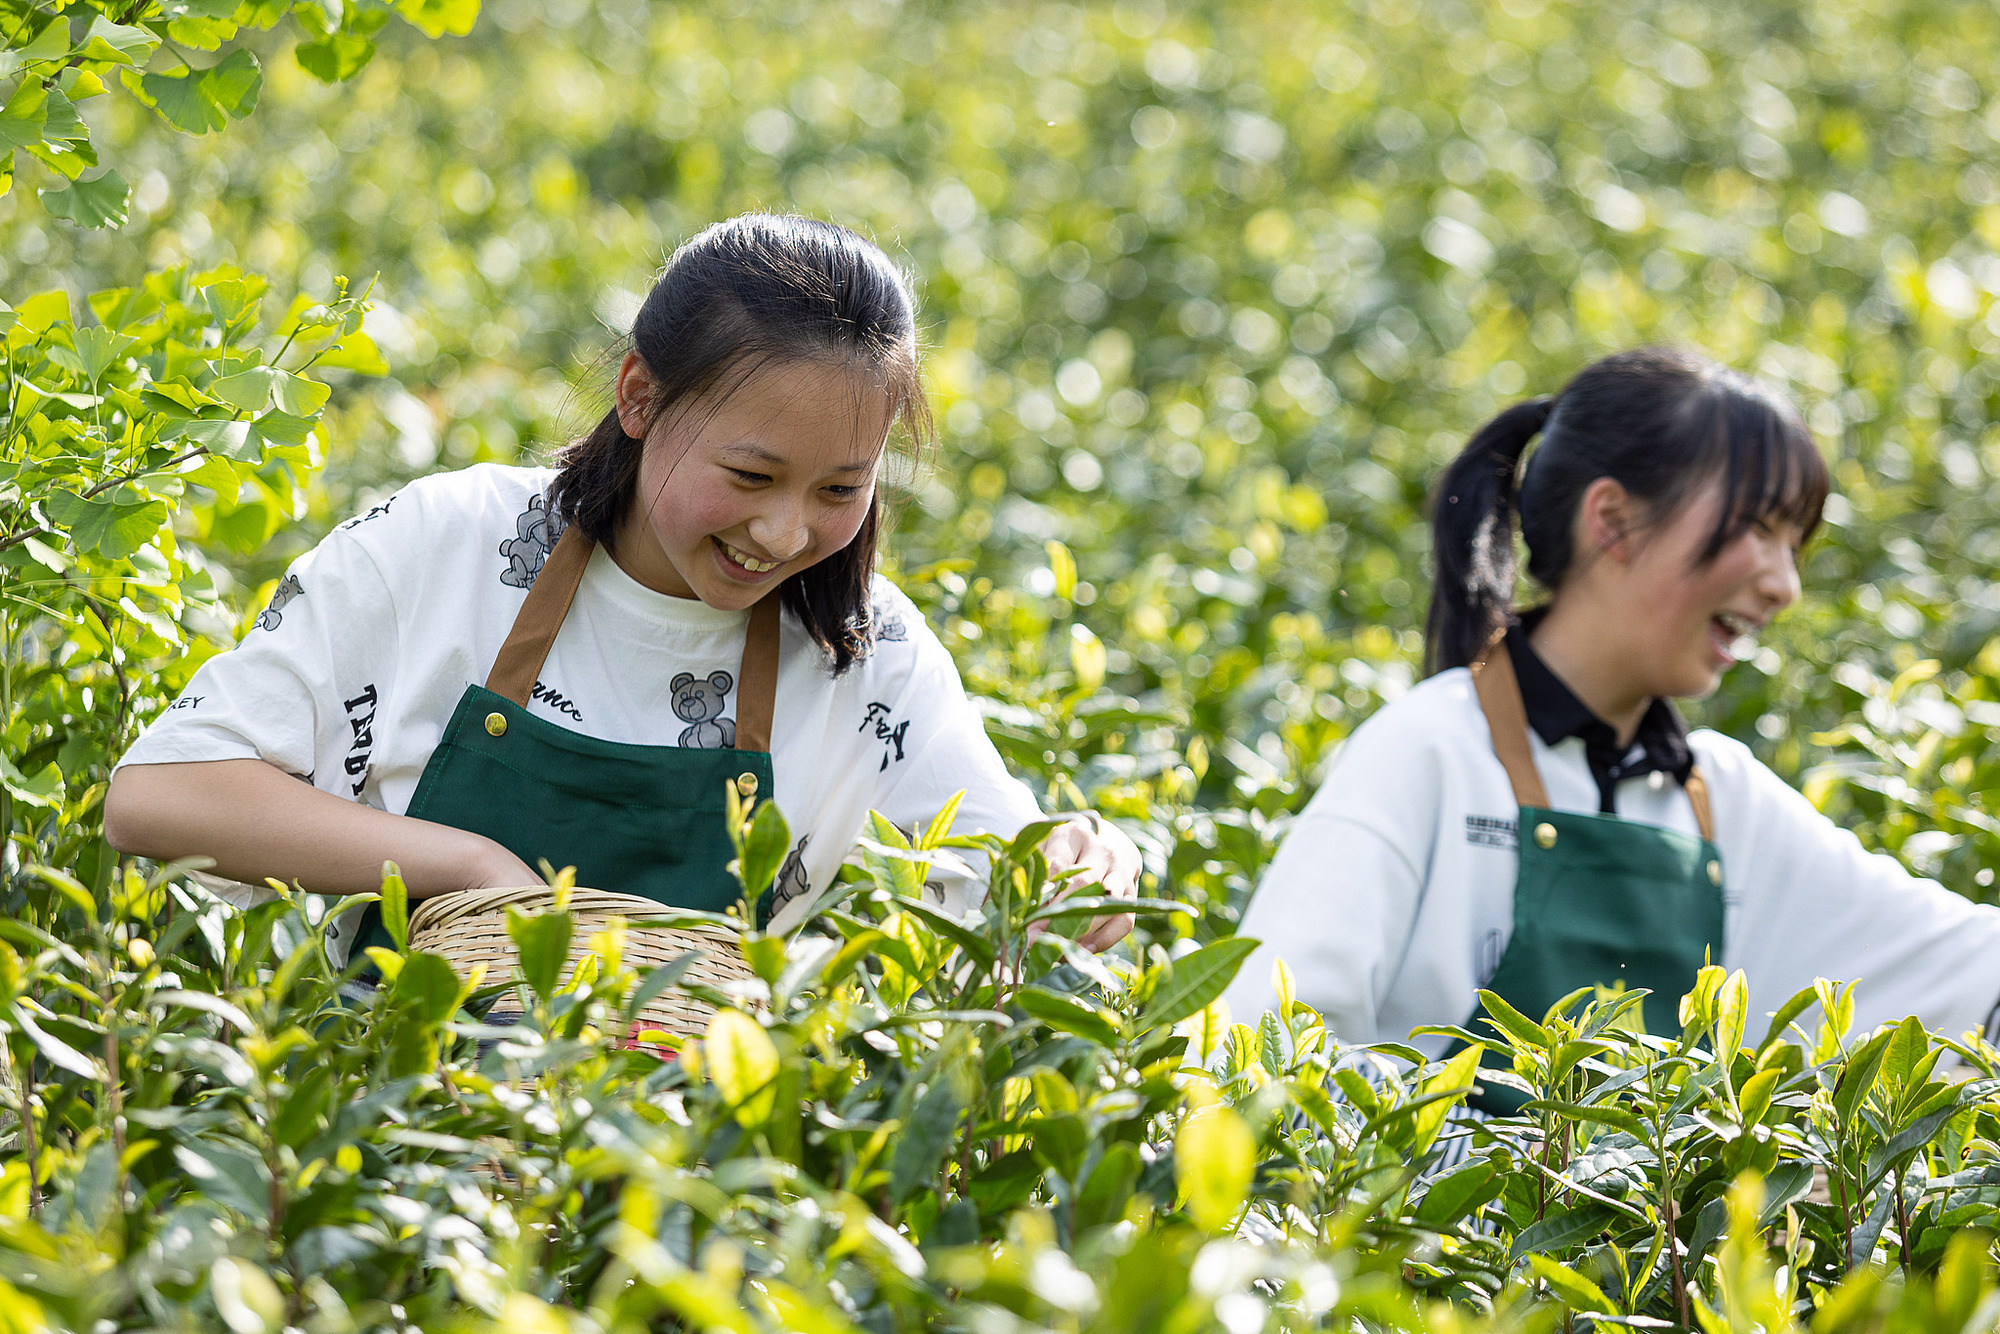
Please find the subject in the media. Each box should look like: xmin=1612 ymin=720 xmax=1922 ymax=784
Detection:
xmin=1226 ymin=347 xmax=2000 ymax=1104
xmin=103 ymin=214 xmax=1137 ymax=961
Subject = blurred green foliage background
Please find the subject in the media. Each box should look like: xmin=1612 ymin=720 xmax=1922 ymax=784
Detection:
xmin=14 ymin=0 xmax=2000 ymax=914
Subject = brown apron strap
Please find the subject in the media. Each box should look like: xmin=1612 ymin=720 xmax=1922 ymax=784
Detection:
xmin=1471 ymin=628 xmax=1718 ymax=842
xmin=483 ymin=522 xmax=783 ymax=752
xmin=485 ymin=525 xmax=593 ymax=706
xmin=733 ymin=595 xmax=781 ymax=755
xmin=1683 ymin=766 xmax=1716 ymax=843
xmin=1469 ymin=630 xmax=1551 ymax=809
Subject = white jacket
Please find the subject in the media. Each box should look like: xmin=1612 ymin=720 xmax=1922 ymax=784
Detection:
xmin=1224 ymin=668 xmax=2000 ymax=1053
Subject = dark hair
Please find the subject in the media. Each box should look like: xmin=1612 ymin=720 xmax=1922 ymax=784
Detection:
xmin=548 ymin=214 xmax=931 ymax=674
xmin=1423 ymin=346 xmax=1830 ymax=674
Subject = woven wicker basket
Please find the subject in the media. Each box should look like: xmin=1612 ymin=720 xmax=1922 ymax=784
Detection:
xmin=407 ymin=885 xmax=754 ymax=1040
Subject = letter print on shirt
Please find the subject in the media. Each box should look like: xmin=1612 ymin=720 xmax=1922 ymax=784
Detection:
xmin=530 ymin=679 xmax=584 ymax=723
xmin=671 ymin=671 xmax=735 ymax=748
xmin=337 ymin=493 xmax=397 ymax=531
xmin=343 ymin=683 xmax=378 ymax=799
xmin=499 ymin=493 xmax=566 ymax=589
xmin=860 ymin=701 xmax=910 ymax=772
xmin=1464 ymin=815 xmax=1517 ymax=850
xmin=254 ymin=574 xmax=303 ymax=632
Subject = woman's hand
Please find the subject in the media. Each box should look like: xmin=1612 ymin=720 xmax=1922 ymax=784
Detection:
xmin=1034 ymin=812 xmax=1140 ymax=952
xmin=466 ymin=843 xmax=546 ymax=894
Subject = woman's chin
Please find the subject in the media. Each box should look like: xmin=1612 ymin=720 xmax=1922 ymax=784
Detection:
xmin=1672 ymin=663 xmax=1728 ymax=701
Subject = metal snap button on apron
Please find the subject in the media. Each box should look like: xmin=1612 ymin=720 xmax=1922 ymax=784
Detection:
xmin=736 ymin=772 xmax=760 ymax=798
xmin=1706 ymin=859 xmax=1722 ymax=886
xmin=1534 ymin=822 xmax=1558 ymax=849
xmin=484 ymin=712 xmax=507 ymax=737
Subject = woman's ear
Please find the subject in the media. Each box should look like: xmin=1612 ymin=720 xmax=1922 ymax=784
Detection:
xmin=1579 ymin=476 xmax=1638 ymax=563
xmin=614 ymin=352 xmax=654 ymax=440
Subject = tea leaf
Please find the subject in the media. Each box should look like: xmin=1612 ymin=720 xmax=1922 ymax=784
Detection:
xmin=506 ymin=906 xmax=572 ymax=1002
xmin=1176 ymin=1105 xmax=1254 ymax=1232
xmin=1142 ymin=937 xmax=1260 ymax=1032
xmin=706 ymin=1008 xmax=779 ymax=1126
xmin=1528 ymin=1254 xmax=1616 ymax=1314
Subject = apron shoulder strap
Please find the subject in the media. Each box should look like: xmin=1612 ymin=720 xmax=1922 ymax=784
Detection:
xmin=1471 ymin=628 xmax=1719 ymax=843
xmin=486 ymin=524 xmax=593 ymax=706
xmin=734 ymin=595 xmax=781 ymax=755
xmin=1469 ymin=629 xmax=1551 ymax=808
xmin=1683 ymin=765 xmax=1716 ymax=843
xmin=484 ymin=522 xmax=784 ymax=756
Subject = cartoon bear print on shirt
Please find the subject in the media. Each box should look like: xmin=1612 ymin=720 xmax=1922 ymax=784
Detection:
xmin=499 ymin=494 xmax=566 ymax=589
xmin=254 ymin=574 xmax=303 ymax=632
xmin=671 ymin=671 xmax=735 ymax=748
xmin=869 ymin=598 xmax=909 ymax=644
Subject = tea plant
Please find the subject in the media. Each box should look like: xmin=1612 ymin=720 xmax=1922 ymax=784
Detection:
xmin=0 ymin=794 xmax=1997 ymax=1332
xmin=1 ymin=0 xmax=464 ymax=932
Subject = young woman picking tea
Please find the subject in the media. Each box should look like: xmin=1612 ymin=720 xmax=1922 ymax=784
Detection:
xmin=1226 ymin=347 xmax=2000 ymax=1095
xmin=104 ymin=215 xmax=1137 ymax=960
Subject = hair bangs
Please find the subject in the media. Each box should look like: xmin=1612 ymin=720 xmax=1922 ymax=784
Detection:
xmin=1690 ymin=368 xmax=1830 ymax=562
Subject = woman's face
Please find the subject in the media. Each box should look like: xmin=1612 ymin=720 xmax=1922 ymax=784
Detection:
xmin=1614 ymin=480 xmax=1805 ymax=700
xmin=614 ymin=356 xmax=891 ymax=609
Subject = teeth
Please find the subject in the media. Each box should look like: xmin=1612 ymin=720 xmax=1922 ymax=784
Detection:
xmin=1714 ymin=612 xmax=1759 ymax=659
xmin=721 ymin=540 xmax=778 ymax=573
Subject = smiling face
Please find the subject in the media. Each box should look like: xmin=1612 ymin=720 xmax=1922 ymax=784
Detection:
xmin=1607 ymin=479 xmax=1805 ymax=701
xmin=1528 ymin=472 xmax=1811 ymax=739
xmin=611 ymin=356 xmax=893 ymax=609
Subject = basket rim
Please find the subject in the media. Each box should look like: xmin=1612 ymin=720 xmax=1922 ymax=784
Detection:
xmin=408 ymin=885 xmax=746 ymax=940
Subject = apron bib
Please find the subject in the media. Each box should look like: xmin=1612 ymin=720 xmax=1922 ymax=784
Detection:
xmin=1461 ymin=639 xmax=1724 ymax=1114
xmin=350 ymin=527 xmax=781 ymax=960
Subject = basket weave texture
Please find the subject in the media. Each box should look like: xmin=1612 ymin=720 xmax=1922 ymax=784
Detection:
xmin=407 ymin=886 xmax=753 ymax=1038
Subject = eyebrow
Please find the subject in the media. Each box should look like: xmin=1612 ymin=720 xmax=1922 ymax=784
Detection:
xmin=721 ymin=444 xmax=875 ymax=474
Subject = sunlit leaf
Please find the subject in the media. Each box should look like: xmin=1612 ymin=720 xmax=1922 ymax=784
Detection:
xmin=1176 ymin=1104 xmax=1254 ymax=1232
xmin=37 ymin=170 xmax=127 ymax=229
xmin=705 ymin=1007 xmax=778 ymax=1125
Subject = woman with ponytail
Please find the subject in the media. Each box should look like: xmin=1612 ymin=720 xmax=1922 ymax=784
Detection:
xmin=1225 ymin=347 xmax=2000 ymax=1100
xmin=103 ymin=214 xmax=1137 ymax=961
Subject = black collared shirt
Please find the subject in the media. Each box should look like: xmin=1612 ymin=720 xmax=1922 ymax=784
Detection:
xmin=1503 ymin=615 xmax=1694 ymax=815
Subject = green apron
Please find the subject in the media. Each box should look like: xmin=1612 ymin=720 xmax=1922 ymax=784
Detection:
xmin=1462 ymin=640 xmax=1725 ymax=1115
xmin=348 ymin=526 xmax=781 ymax=961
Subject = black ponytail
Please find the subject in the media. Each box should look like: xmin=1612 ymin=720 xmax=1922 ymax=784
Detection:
xmin=1423 ymin=398 xmax=1553 ymax=675
xmin=1422 ymin=346 xmax=1830 ymax=676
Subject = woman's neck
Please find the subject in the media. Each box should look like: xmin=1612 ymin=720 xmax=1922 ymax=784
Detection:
xmin=608 ymin=502 xmax=696 ymax=599
xmin=1526 ymin=601 xmax=1651 ymax=746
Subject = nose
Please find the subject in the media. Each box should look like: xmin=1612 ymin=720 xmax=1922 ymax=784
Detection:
xmin=1759 ymin=534 xmax=1801 ymax=611
xmin=748 ymin=494 xmax=811 ymax=562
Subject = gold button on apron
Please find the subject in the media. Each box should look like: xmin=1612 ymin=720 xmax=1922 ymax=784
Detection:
xmin=484 ymin=712 xmax=508 ymax=737
xmin=1706 ymin=859 xmax=1722 ymax=886
xmin=1533 ymin=822 xmax=1558 ymax=849
xmin=735 ymin=772 xmax=760 ymax=798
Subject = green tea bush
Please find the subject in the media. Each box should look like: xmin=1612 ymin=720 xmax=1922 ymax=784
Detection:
xmin=0 ymin=0 xmax=447 ymax=917
xmin=3 ymin=805 xmax=2000 ymax=1333
xmin=15 ymin=1 xmax=2000 ymax=1329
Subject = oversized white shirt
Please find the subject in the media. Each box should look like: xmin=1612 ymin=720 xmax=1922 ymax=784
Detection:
xmin=1224 ymin=667 xmax=2000 ymax=1054
xmin=119 ymin=464 xmax=1042 ymax=950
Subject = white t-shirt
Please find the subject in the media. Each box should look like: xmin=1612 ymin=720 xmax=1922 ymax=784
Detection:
xmin=1223 ymin=667 xmax=2000 ymax=1053
xmin=119 ymin=463 xmax=1042 ymax=948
